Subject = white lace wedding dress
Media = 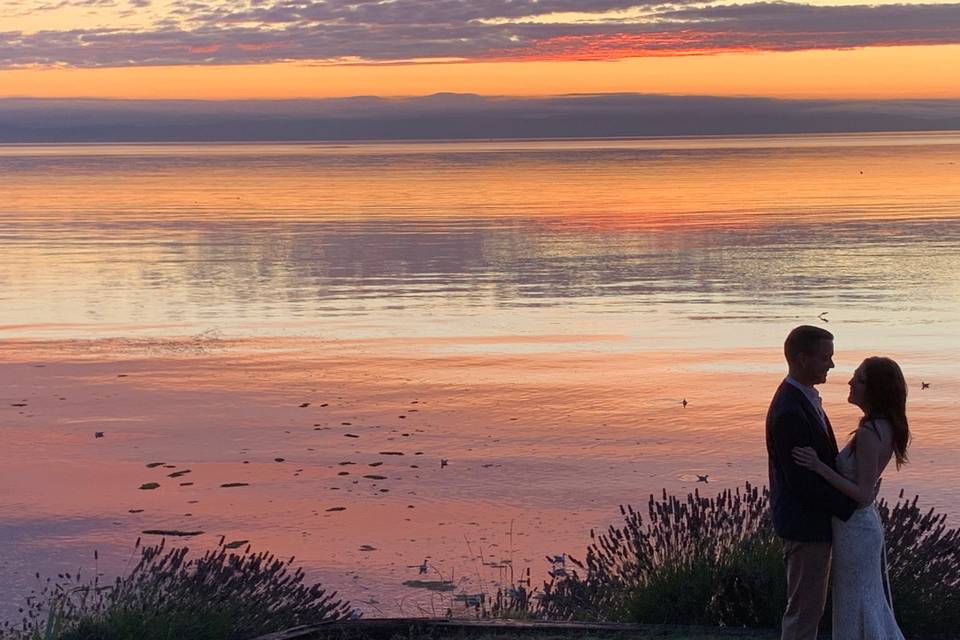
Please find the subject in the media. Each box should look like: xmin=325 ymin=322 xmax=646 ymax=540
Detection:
xmin=831 ymin=420 xmax=905 ymax=640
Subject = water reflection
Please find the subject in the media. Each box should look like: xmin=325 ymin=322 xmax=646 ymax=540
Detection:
xmin=1 ymin=215 xmax=959 ymax=339
xmin=2 ymin=135 xmax=960 ymax=618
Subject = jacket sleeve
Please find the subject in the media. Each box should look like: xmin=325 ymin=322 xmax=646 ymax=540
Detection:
xmin=770 ymin=410 xmax=857 ymax=521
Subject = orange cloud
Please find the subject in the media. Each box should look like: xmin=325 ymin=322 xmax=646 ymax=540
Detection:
xmin=501 ymin=28 xmax=960 ymax=62
xmin=237 ymin=42 xmax=287 ymax=52
xmin=189 ymin=44 xmax=221 ymax=54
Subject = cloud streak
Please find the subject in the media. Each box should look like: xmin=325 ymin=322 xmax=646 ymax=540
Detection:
xmin=2 ymin=1 xmax=960 ymax=68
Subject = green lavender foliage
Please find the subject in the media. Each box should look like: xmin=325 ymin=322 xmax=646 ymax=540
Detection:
xmin=880 ymin=490 xmax=960 ymax=638
xmin=2 ymin=538 xmax=352 ymax=640
xmin=538 ymin=483 xmax=781 ymax=626
xmin=539 ymin=484 xmax=960 ymax=639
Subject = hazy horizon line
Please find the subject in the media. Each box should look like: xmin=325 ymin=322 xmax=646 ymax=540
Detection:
xmin=3 ymin=93 xmax=959 ymax=143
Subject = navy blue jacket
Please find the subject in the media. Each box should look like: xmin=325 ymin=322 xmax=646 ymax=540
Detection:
xmin=766 ymin=380 xmax=857 ymax=542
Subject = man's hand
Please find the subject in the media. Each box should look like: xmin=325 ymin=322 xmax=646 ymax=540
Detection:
xmin=791 ymin=446 xmax=828 ymax=475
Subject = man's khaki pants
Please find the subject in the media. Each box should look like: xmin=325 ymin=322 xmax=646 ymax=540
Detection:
xmin=781 ymin=539 xmax=832 ymax=640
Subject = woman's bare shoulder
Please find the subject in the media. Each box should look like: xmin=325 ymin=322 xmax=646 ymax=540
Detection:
xmin=867 ymin=416 xmax=893 ymax=433
xmin=858 ymin=417 xmax=890 ymax=442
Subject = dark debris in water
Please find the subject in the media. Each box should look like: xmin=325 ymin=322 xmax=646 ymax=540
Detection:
xmin=141 ymin=529 xmax=204 ymax=537
xmin=402 ymin=579 xmax=455 ymax=592
xmin=224 ymin=539 xmax=249 ymax=549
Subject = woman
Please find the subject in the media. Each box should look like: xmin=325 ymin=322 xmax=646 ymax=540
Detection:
xmin=792 ymin=356 xmax=910 ymax=640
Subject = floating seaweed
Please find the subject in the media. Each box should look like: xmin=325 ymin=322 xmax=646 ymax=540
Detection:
xmin=224 ymin=539 xmax=250 ymax=549
xmin=141 ymin=529 xmax=204 ymax=537
xmin=402 ymin=579 xmax=455 ymax=592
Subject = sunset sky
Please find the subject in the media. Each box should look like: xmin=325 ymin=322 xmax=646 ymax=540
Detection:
xmin=3 ymin=0 xmax=960 ymax=99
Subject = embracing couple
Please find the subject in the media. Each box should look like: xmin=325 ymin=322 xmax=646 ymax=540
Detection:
xmin=766 ymin=325 xmax=910 ymax=640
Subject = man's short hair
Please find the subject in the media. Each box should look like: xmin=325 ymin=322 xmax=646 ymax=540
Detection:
xmin=784 ymin=325 xmax=834 ymax=363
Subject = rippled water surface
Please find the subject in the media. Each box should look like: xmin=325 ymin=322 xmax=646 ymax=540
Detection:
xmin=1 ymin=133 xmax=959 ymax=616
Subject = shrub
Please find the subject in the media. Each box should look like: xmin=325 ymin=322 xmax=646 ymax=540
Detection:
xmin=880 ymin=490 xmax=960 ymax=639
xmin=539 ymin=484 xmax=960 ymax=638
xmin=539 ymin=483 xmax=778 ymax=625
xmin=2 ymin=538 xmax=352 ymax=640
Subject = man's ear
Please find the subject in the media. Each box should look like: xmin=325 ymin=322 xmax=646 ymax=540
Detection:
xmin=795 ymin=352 xmax=809 ymax=369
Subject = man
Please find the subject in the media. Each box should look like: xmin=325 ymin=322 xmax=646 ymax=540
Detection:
xmin=766 ymin=325 xmax=857 ymax=640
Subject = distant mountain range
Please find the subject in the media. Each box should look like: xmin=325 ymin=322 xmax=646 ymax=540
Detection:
xmin=2 ymin=93 xmax=959 ymax=142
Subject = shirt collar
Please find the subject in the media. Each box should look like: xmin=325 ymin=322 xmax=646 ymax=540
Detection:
xmin=785 ymin=375 xmax=821 ymax=405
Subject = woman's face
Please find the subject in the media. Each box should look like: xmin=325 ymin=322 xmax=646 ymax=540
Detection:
xmin=848 ymin=363 xmax=868 ymax=410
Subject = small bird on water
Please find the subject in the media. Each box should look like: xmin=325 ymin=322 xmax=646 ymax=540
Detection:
xmin=697 ymin=474 xmax=709 ymax=483
xmin=440 ymin=459 xmax=449 ymax=468
xmin=921 ymin=381 xmax=930 ymax=389
xmin=682 ymin=399 xmax=688 ymax=408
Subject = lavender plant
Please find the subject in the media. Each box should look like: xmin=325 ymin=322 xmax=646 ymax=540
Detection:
xmin=879 ymin=490 xmax=960 ymax=638
xmin=539 ymin=483 xmax=960 ymax=638
xmin=539 ymin=483 xmax=779 ymax=625
xmin=2 ymin=538 xmax=352 ymax=640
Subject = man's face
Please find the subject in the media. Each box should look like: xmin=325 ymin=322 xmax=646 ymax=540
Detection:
xmin=801 ymin=339 xmax=835 ymax=385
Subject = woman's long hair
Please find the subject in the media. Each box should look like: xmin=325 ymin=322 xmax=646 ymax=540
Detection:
xmin=851 ymin=356 xmax=910 ymax=469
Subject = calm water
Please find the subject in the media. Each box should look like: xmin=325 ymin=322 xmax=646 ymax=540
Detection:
xmin=1 ymin=133 xmax=959 ymax=616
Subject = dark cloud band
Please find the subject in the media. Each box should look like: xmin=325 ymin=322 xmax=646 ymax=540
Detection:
xmin=2 ymin=1 xmax=960 ymax=68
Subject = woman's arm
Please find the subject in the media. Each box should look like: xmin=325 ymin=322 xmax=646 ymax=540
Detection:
xmin=770 ymin=410 xmax=857 ymax=518
xmin=792 ymin=428 xmax=882 ymax=506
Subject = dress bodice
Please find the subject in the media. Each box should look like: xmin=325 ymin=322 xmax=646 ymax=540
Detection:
xmin=836 ymin=445 xmax=858 ymax=482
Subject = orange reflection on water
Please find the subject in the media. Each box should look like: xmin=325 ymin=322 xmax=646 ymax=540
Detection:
xmin=3 ymin=135 xmax=960 ymax=614
xmin=4 ymin=135 xmax=960 ymax=227
xmin=2 ymin=336 xmax=954 ymax=614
